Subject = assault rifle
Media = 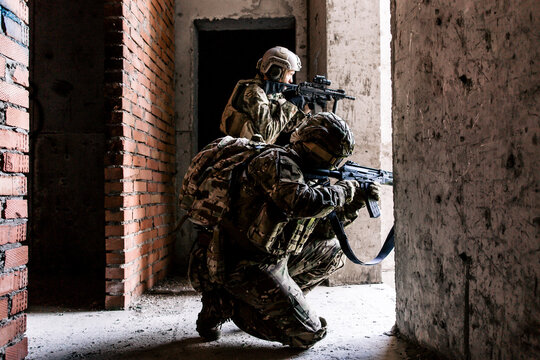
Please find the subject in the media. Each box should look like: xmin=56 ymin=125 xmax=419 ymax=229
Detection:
xmin=304 ymin=160 xmax=393 ymax=218
xmin=304 ymin=161 xmax=395 ymax=266
xmin=265 ymin=75 xmax=355 ymax=113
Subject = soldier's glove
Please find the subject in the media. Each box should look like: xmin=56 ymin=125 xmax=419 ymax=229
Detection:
xmin=335 ymin=179 xmax=360 ymax=204
xmin=308 ymin=98 xmax=327 ymax=112
xmin=283 ymin=89 xmax=306 ymax=110
xmin=363 ymin=182 xmax=380 ymax=201
xmin=344 ymin=182 xmax=380 ymax=211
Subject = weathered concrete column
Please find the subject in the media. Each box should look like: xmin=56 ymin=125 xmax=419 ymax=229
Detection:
xmin=392 ymin=1 xmax=539 ymax=358
xmin=310 ymin=0 xmax=391 ymax=284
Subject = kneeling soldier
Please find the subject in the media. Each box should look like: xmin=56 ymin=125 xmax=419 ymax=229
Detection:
xmin=188 ymin=112 xmax=377 ymax=348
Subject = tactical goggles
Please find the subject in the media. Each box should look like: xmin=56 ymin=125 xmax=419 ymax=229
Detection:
xmin=303 ymin=142 xmax=346 ymax=169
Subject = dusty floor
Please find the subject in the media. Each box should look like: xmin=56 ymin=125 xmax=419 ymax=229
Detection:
xmin=26 ymin=275 xmax=435 ymax=360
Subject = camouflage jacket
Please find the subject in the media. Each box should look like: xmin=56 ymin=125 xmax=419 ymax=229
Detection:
xmin=220 ymin=74 xmax=306 ymax=144
xmin=220 ymin=146 xmax=354 ymax=260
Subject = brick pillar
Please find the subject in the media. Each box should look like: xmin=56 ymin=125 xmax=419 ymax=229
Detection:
xmin=0 ymin=0 xmax=29 ymax=358
xmin=104 ymin=0 xmax=175 ymax=309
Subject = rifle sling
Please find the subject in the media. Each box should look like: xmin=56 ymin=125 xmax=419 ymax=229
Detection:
xmin=328 ymin=211 xmax=394 ymax=266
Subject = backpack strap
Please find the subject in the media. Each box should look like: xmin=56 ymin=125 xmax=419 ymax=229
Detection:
xmin=221 ymin=142 xmax=270 ymax=215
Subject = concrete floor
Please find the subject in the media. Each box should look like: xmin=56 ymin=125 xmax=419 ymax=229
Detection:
xmin=26 ymin=275 xmax=429 ymax=360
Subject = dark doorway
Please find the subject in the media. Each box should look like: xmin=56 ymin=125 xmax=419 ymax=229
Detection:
xmin=196 ymin=19 xmax=296 ymax=150
xmin=29 ymin=0 xmax=105 ymax=309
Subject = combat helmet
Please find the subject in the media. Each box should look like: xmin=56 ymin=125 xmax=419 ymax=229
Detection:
xmin=256 ymin=46 xmax=301 ymax=81
xmin=290 ymin=112 xmax=354 ymax=169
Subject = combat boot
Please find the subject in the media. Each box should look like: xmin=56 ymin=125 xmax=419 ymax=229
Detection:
xmin=196 ymin=289 xmax=233 ymax=341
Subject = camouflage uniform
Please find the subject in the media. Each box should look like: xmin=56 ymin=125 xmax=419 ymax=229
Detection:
xmin=220 ymin=74 xmax=306 ymax=144
xmin=188 ymin=145 xmax=366 ymax=348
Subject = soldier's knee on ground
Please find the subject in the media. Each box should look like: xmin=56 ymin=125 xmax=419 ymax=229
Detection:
xmin=287 ymin=317 xmax=328 ymax=349
xmin=229 ymin=299 xmax=327 ymax=349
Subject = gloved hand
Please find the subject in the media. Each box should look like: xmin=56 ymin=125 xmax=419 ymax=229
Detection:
xmin=364 ymin=182 xmax=380 ymax=201
xmin=282 ymin=89 xmax=307 ymax=110
xmin=335 ymin=179 xmax=360 ymax=203
xmin=308 ymin=98 xmax=327 ymax=112
xmin=342 ymin=182 xmax=380 ymax=210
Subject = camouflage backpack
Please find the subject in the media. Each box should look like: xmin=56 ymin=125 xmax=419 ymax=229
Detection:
xmin=179 ymin=136 xmax=266 ymax=227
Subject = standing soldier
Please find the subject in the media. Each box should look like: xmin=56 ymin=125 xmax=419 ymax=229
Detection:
xmin=188 ymin=112 xmax=378 ymax=348
xmin=220 ymin=46 xmax=309 ymax=144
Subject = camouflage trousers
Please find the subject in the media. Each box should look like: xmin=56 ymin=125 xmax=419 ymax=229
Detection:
xmin=188 ymin=235 xmax=345 ymax=348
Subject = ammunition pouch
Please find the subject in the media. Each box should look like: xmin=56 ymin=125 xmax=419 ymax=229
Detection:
xmin=247 ymin=202 xmax=318 ymax=256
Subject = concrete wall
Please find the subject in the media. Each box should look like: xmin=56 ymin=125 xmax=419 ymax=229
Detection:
xmin=0 ymin=0 xmax=29 ymax=357
xmin=392 ymin=1 xmax=539 ymax=358
xmin=174 ymin=0 xmax=309 ymax=270
xmin=311 ymin=0 xmax=393 ymax=284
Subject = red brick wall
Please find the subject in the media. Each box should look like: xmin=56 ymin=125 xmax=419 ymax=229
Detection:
xmin=0 ymin=0 xmax=29 ymax=357
xmin=104 ymin=0 xmax=175 ymax=309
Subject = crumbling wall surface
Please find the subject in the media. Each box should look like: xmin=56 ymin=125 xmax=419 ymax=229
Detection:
xmin=174 ymin=0 xmax=308 ymax=270
xmin=393 ymin=0 xmax=539 ymax=359
xmin=104 ymin=0 xmax=175 ymax=308
xmin=0 ymin=0 xmax=29 ymax=358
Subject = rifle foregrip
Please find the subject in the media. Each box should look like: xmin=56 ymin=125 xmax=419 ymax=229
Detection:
xmin=366 ymin=197 xmax=380 ymax=218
